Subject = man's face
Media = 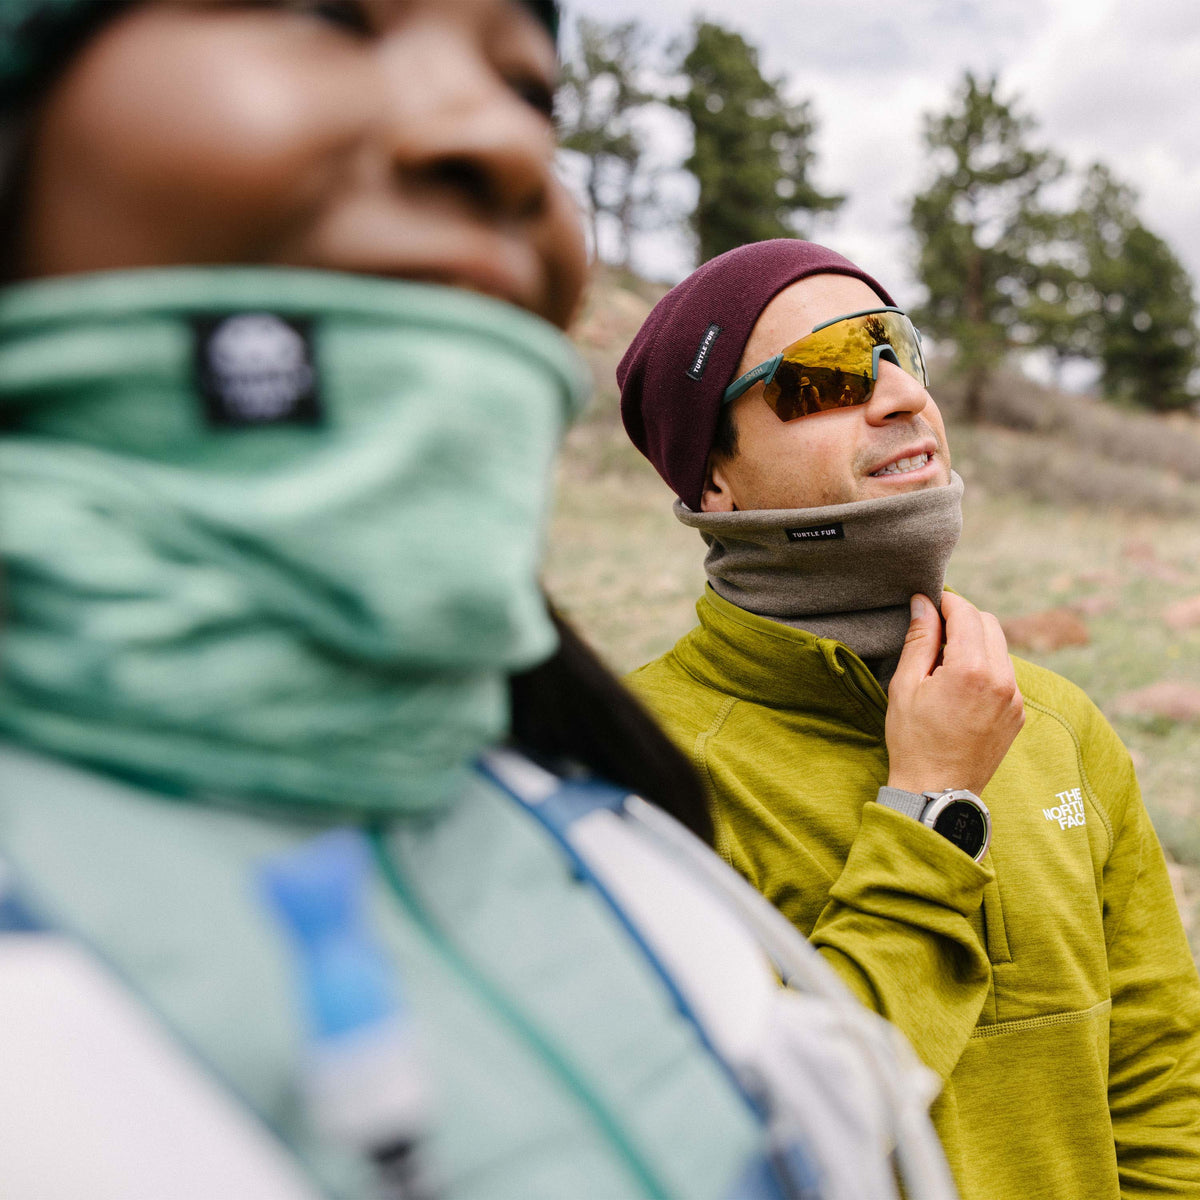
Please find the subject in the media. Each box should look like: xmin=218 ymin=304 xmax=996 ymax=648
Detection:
xmin=701 ymin=274 xmax=952 ymax=511
xmin=16 ymin=0 xmax=587 ymax=329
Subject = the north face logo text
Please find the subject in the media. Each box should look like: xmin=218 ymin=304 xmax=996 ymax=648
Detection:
xmin=687 ymin=323 xmax=722 ymax=380
xmin=1044 ymin=788 xmax=1086 ymax=829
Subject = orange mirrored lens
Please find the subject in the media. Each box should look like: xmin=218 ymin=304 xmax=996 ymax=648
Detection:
xmin=764 ymin=364 xmax=873 ymax=420
xmin=763 ymin=311 xmax=925 ymax=421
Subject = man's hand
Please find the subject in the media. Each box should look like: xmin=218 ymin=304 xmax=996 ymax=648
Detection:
xmin=885 ymin=592 xmax=1025 ymax=797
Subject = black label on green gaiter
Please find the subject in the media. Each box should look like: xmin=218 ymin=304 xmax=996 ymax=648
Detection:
xmin=195 ymin=313 xmax=322 ymax=428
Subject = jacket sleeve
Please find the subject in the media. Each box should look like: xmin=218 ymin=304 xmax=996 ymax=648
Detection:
xmin=1086 ymin=711 xmax=1200 ymax=1196
xmin=806 ymin=804 xmax=994 ymax=1081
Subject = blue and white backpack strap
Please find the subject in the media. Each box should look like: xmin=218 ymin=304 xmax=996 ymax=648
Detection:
xmin=479 ymin=751 xmax=781 ymax=1074
xmin=0 ymin=852 xmax=325 ymax=1200
xmin=619 ymin=796 xmax=959 ymax=1200
xmin=480 ymin=749 xmax=960 ymax=1200
xmin=479 ymin=750 xmax=821 ymax=1200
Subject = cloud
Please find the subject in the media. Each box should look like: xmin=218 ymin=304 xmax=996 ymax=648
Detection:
xmin=1009 ymin=1 xmax=1200 ymax=279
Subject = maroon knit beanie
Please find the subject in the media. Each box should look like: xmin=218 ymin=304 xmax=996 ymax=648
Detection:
xmin=617 ymin=239 xmax=895 ymax=511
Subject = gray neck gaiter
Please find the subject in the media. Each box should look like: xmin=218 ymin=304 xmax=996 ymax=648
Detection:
xmin=675 ymin=472 xmax=964 ymax=683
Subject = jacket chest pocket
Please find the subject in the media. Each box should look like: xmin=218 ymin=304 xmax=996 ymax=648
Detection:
xmin=971 ymin=871 xmax=1011 ymax=966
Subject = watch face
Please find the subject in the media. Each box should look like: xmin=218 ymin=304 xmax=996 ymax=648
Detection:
xmin=932 ymin=800 xmax=989 ymax=859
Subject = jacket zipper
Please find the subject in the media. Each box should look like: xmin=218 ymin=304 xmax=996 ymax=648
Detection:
xmin=831 ymin=647 xmax=887 ymax=727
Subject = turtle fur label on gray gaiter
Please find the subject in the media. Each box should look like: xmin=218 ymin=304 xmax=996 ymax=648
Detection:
xmin=675 ymin=472 xmax=964 ymax=677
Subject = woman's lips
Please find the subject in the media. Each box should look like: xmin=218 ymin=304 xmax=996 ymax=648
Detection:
xmin=350 ymin=225 xmax=545 ymax=314
xmin=401 ymin=260 xmax=540 ymax=312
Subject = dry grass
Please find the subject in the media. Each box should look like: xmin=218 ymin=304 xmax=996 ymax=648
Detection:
xmin=938 ymin=366 xmax=1200 ymax=509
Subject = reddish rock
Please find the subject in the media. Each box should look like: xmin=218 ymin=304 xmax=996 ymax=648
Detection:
xmin=1121 ymin=538 xmax=1158 ymax=563
xmin=1001 ymin=608 xmax=1090 ymax=653
xmin=1072 ymin=595 xmax=1117 ymax=617
xmin=1113 ymin=682 xmax=1200 ymax=723
xmin=1149 ymin=564 xmax=1187 ymax=584
xmin=1119 ymin=538 xmax=1185 ymax=583
xmin=1164 ymin=595 xmax=1200 ymax=631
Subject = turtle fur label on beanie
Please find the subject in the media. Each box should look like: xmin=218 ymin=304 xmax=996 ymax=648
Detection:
xmin=686 ymin=323 xmax=724 ymax=381
xmin=676 ymin=473 xmax=965 ymax=676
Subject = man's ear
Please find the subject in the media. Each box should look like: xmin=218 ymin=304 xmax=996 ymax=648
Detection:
xmin=700 ymin=454 xmax=736 ymax=512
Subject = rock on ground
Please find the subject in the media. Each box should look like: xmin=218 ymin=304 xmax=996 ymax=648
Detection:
xmin=1001 ymin=608 xmax=1090 ymax=653
xmin=1164 ymin=594 xmax=1200 ymax=631
xmin=1112 ymin=681 xmax=1200 ymax=723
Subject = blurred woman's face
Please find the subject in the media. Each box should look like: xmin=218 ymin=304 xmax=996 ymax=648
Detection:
xmin=15 ymin=0 xmax=587 ymax=328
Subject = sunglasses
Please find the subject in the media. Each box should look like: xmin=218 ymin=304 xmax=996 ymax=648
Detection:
xmin=722 ymin=307 xmax=928 ymax=422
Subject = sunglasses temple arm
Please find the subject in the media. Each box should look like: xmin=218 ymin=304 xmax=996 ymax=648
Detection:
xmin=722 ymin=353 xmax=783 ymax=406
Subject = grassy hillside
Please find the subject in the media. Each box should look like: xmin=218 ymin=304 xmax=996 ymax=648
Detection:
xmin=547 ymin=268 xmax=1200 ymax=947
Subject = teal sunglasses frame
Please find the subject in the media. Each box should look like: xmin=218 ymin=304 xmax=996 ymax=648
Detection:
xmin=722 ymin=306 xmax=928 ymax=412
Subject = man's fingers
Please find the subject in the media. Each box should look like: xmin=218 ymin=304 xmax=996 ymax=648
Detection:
xmin=940 ymin=590 xmax=986 ymax=670
xmin=980 ymin=611 xmax=1016 ymax=679
xmin=891 ymin=594 xmax=943 ymax=692
xmin=980 ymin=611 xmax=1025 ymax=726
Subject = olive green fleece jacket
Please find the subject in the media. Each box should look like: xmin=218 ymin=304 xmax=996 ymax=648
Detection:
xmin=630 ymin=586 xmax=1200 ymax=1200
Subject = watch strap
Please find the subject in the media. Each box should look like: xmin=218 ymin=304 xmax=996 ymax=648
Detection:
xmin=875 ymin=786 xmax=927 ymax=821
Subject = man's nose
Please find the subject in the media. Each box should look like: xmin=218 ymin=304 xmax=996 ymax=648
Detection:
xmin=376 ymin=33 xmax=551 ymax=224
xmin=863 ymin=359 xmax=930 ymax=424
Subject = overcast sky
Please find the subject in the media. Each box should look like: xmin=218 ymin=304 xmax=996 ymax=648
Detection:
xmin=563 ymin=0 xmax=1200 ymax=314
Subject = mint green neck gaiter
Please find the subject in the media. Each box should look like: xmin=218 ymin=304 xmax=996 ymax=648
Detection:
xmin=0 ymin=268 xmax=589 ymax=816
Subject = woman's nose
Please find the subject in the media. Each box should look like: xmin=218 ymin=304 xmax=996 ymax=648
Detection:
xmin=375 ymin=30 xmax=552 ymax=224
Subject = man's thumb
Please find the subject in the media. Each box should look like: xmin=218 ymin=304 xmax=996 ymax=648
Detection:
xmin=893 ymin=594 xmax=941 ymax=686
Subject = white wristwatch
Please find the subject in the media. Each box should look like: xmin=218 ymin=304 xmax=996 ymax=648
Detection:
xmin=876 ymin=786 xmax=992 ymax=862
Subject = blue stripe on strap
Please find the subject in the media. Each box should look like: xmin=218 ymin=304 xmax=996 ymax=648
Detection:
xmin=530 ymin=778 xmax=629 ymax=834
xmin=0 ymin=858 xmax=46 ymax=933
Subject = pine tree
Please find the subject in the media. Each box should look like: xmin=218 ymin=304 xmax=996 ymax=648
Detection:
xmin=556 ymin=19 xmax=658 ymax=268
xmin=1073 ymin=165 xmax=1197 ymax=412
xmin=676 ymin=21 xmax=841 ymax=264
xmin=910 ymin=73 xmax=1065 ymax=420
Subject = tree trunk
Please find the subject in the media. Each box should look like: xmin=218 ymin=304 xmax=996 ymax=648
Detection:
xmin=585 ymin=173 xmax=602 ymax=262
xmin=963 ymin=248 xmax=987 ymax=423
xmin=964 ymin=362 xmax=986 ymax=424
xmin=616 ymin=193 xmax=635 ymax=270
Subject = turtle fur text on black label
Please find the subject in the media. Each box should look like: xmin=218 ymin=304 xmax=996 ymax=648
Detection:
xmin=195 ymin=313 xmax=322 ymax=428
xmin=785 ymin=523 xmax=845 ymax=543
xmin=687 ymin=323 xmax=722 ymax=381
